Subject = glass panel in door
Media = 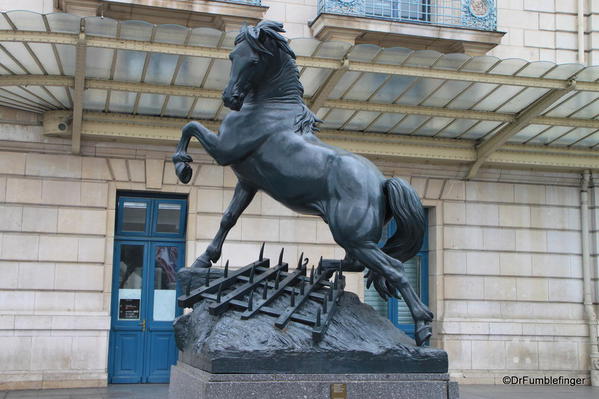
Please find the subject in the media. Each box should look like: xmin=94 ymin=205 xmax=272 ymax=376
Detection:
xmin=152 ymin=245 xmax=180 ymax=322
xmin=117 ymin=244 xmax=145 ymax=321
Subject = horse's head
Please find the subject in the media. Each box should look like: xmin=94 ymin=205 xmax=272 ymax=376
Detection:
xmin=223 ymin=20 xmax=295 ymax=111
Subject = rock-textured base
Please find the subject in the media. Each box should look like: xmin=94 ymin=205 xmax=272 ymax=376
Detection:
xmin=174 ymin=290 xmax=447 ymax=374
xmin=168 ymin=362 xmax=459 ymax=399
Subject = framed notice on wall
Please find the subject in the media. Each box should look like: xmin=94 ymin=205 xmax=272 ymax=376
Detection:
xmin=119 ymin=298 xmax=140 ymax=320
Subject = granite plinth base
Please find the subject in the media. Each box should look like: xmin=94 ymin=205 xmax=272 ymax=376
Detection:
xmin=168 ymin=362 xmax=459 ymax=399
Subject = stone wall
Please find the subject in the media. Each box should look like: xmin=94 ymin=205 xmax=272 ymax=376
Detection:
xmin=489 ymin=0 xmax=582 ymax=63
xmin=589 ymin=1 xmax=599 ymax=65
xmin=262 ymin=0 xmax=317 ymax=39
xmin=0 ymin=148 xmax=109 ymax=389
xmin=592 ymin=175 xmax=599 ymax=305
xmin=440 ymin=177 xmax=590 ymax=383
xmin=0 ymin=123 xmax=112 ymax=389
xmin=0 ymin=0 xmax=53 ymax=14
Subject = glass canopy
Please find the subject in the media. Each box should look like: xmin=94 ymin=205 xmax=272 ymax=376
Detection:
xmin=1 ymin=10 xmax=598 ymax=150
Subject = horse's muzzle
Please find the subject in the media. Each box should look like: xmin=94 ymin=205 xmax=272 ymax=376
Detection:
xmin=174 ymin=161 xmax=193 ymax=184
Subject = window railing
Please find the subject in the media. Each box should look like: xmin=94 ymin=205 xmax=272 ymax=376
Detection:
xmin=317 ymin=0 xmax=497 ymax=31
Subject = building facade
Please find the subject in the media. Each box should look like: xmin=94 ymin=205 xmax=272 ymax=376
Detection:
xmin=0 ymin=0 xmax=598 ymax=390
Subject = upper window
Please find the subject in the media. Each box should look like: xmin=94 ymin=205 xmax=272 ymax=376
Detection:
xmin=365 ymin=0 xmax=430 ymax=22
xmin=312 ymin=0 xmax=502 ymax=55
xmin=317 ymin=0 xmax=496 ymax=31
xmin=155 ymin=203 xmax=183 ymax=234
xmin=121 ymin=201 xmax=149 ymax=233
xmin=116 ymin=194 xmax=187 ymax=239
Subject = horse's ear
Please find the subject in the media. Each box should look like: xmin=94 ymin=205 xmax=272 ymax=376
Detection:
xmin=253 ymin=25 xmax=271 ymax=48
xmin=246 ymin=25 xmax=273 ymax=56
xmin=258 ymin=27 xmax=268 ymax=44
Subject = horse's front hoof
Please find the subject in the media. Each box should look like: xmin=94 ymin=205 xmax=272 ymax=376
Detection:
xmin=415 ymin=321 xmax=432 ymax=347
xmin=175 ymin=162 xmax=193 ymax=184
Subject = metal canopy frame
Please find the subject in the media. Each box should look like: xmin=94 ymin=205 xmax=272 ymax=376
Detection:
xmin=1 ymin=11 xmax=599 ymax=177
xmin=466 ymin=82 xmax=577 ymax=178
xmin=41 ymin=110 xmax=599 ymax=172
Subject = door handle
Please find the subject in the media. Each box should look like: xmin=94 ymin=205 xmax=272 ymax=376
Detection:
xmin=140 ymin=319 xmax=146 ymax=332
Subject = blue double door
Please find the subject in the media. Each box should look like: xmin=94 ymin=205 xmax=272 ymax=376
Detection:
xmin=108 ymin=194 xmax=187 ymax=383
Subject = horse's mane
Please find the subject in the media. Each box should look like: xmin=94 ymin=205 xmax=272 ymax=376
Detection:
xmin=235 ymin=20 xmax=296 ymax=60
xmin=294 ymin=104 xmax=321 ymax=136
xmin=235 ymin=20 xmax=321 ymax=136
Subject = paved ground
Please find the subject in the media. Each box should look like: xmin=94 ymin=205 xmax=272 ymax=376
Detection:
xmin=1 ymin=384 xmax=598 ymax=398
xmin=0 ymin=385 xmax=169 ymax=399
xmin=460 ymin=384 xmax=599 ymax=399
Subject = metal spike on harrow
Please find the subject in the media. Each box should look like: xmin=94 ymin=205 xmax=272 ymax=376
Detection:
xmin=177 ymin=248 xmax=345 ymax=342
xmin=279 ymin=248 xmax=285 ymax=266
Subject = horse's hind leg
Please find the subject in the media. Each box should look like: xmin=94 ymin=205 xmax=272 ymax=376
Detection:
xmin=325 ymin=197 xmax=433 ymax=345
xmin=192 ymin=182 xmax=257 ymax=268
xmin=345 ymin=242 xmax=434 ymax=346
xmin=321 ymin=255 xmax=364 ymax=279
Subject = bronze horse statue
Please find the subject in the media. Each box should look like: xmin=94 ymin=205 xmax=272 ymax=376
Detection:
xmin=172 ymin=20 xmax=432 ymax=345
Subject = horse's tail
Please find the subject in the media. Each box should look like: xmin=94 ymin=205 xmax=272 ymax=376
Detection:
xmin=382 ymin=178 xmax=425 ymax=262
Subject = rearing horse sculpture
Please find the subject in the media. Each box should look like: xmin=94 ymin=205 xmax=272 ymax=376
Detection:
xmin=172 ymin=20 xmax=433 ymax=345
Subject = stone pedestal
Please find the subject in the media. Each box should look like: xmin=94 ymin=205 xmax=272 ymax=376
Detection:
xmin=169 ymin=362 xmax=459 ymax=399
